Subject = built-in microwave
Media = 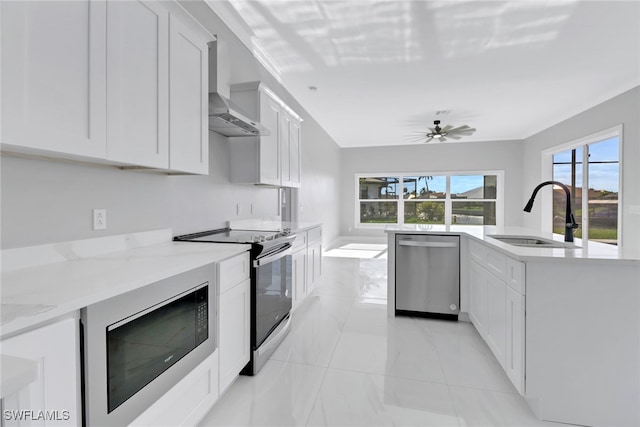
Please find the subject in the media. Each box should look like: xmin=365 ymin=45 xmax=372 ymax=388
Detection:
xmin=81 ymin=263 xmax=216 ymax=426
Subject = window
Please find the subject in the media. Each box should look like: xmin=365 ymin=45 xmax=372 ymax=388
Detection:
xmin=551 ymin=133 xmax=620 ymax=245
xmin=356 ymin=172 xmax=502 ymax=227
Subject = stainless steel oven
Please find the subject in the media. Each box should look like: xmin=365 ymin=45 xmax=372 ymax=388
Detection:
xmin=174 ymin=228 xmax=294 ymax=375
xmin=250 ymin=240 xmax=293 ymax=374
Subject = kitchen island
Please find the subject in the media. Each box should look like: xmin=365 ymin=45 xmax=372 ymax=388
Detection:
xmin=386 ymin=225 xmax=640 ymax=427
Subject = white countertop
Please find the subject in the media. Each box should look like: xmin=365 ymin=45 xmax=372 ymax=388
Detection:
xmin=385 ymin=224 xmax=640 ymax=264
xmin=1 ymin=229 xmax=250 ymax=338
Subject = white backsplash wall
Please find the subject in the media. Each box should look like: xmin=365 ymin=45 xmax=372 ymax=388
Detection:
xmin=0 ymin=154 xmax=171 ymax=249
xmin=168 ymin=131 xmax=280 ymax=236
xmin=340 ymin=140 xmax=525 ymax=238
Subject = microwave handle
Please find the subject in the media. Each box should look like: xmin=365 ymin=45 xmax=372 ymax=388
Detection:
xmin=253 ymin=245 xmax=293 ymax=268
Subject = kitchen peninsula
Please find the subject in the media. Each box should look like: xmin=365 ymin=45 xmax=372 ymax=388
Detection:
xmin=386 ymin=225 xmax=640 ymax=427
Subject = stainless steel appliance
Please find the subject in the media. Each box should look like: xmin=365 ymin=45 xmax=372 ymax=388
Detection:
xmin=174 ymin=228 xmax=294 ymax=375
xmin=81 ymin=263 xmax=216 ymax=426
xmin=395 ymin=234 xmax=460 ymax=320
xmin=208 ymin=39 xmax=269 ymax=137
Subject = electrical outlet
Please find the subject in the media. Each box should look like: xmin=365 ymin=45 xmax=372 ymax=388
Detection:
xmin=93 ymin=209 xmax=107 ymax=230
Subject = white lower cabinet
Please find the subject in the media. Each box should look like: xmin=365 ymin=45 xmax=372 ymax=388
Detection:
xmin=292 ymin=247 xmax=308 ymax=311
xmin=291 ymin=227 xmax=322 ymax=310
xmin=1 ymin=317 xmax=81 ymax=426
xmin=467 ymin=239 xmax=525 ymax=394
xmin=306 ymin=227 xmax=322 ymax=295
xmin=505 ymin=286 xmax=525 ymax=394
xmin=469 ymin=260 xmax=488 ymax=336
xmin=129 ymin=352 xmax=219 ymax=427
xmin=486 ymin=272 xmax=507 ymax=368
xmin=217 ymin=253 xmax=251 ymax=394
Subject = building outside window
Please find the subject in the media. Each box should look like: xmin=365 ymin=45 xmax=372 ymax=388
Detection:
xmin=357 ymin=172 xmax=503 ymax=227
xmin=551 ymin=132 xmax=620 ymax=245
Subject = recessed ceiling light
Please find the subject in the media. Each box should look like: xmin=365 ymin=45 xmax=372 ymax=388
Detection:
xmin=308 ymin=86 xmax=318 ymax=91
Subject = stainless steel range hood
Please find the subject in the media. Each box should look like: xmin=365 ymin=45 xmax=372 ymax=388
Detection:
xmin=208 ymin=40 xmax=269 ymax=137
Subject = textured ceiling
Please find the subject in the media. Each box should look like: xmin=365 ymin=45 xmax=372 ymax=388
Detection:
xmin=205 ymin=0 xmax=640 ymax=147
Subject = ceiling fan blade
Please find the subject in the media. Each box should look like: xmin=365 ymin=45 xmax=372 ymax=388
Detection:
xmin=439 ymin=136 xmax=448 ymax=142
xmin=450 ymin=128 xmax=476 ymax=136
xmin=441 ymin=125 xmax=454 ymax=132
xmin=424 ymin=137 xmax=434 ymax=143
xmin=447 ymin=134 xmax=462 ymax=140
xmin=448 ymin=125 xmax=470 ymax=133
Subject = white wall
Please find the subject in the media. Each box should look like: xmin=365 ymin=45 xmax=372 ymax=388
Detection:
xmin=0 ymin=3 xmax=342 ymax=250
xmin=0 ymin=155 xmax=171 ymax=249
xmin=522 ymin=86 xmax=640 ymax=257
xmin=340 ymin=140 xmax=524 ymax=237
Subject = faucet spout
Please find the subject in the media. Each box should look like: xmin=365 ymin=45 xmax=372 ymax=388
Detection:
xmin=524 ymin=181 xmax=579 ymax=243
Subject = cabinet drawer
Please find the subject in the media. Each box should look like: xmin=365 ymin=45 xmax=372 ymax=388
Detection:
xmin=469 ymin=239 xmax=486 ymax=264
xmin=218 ymin=252 xmax=250 ymax=294
xmin=485 ymin=247 xmax=506 ymax=281
xmin=505 ymin=257 xmax=525 ymax=295
xmin=307 ymin=227 xmax=322 ymax=244
xmin=292 ymin=231 xmax=307 ymax=251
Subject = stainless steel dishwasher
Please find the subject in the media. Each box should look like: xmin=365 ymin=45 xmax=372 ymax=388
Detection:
xmin=395 ymin=234 xmax=460 ymax=320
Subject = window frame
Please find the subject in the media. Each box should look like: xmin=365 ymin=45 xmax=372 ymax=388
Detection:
xmin=541 ymin=125 xmax=623 ymax=245
xmin=355 ymin=170 xmax=505 ymax=229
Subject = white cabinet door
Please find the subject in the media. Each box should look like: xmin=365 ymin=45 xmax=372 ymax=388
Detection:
xmin=280 ymin=112 xmax=292 ymax=187
xmin=1 ymin=318 xmax=81 ymax=426
xmin=258 ymin=90 xmax=282 ymax=186
xmin=218 ymin=278 xmax=250 ymax=393
xmin=292 ymin=248 xmax=308 ymax=311
xmin=169 ymin=14 xmax=209 ymax=174
xmin=469 ymin=260 xmax=488 ymax=336
xmin=506 ymin=286 xmax=525 ymax=394
xmin=307 ymin=241 xmax=322 ymax=293
xmin=106 ymin=0 xmax=169 ymax=168
xmin=289 ymin=117 xmax=302 ymax=188
xmin=486 ymin=272 xmax=507 ymax=368
xmin=1 ymin=0 xmax=107 ymax=159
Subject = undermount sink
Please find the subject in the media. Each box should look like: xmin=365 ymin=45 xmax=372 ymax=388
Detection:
xmin=487 ymin=235 xmax=578 ymax=249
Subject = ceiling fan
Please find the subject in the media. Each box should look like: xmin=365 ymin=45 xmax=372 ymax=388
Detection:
xmin=408 ymin=120 xmax=477 ymax=143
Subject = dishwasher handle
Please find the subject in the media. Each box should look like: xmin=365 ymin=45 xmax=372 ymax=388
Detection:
xmin=398 ymin=240 xmax=458 ymax=248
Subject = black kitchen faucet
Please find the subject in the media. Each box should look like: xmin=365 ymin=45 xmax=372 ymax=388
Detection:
xmin=523 ymin=181 xmax=580 ymax=242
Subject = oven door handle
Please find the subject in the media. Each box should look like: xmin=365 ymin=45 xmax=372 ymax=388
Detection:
xmin=253 ymin=245 xmax=293 ymax=268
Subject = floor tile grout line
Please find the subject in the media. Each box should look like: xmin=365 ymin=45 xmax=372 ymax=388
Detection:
xmin=302 ymin=289 xmax=358 ymax=427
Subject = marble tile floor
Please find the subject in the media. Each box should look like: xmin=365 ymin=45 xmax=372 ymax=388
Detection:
xmin=199 ymin=252 xmax=572 ymax=427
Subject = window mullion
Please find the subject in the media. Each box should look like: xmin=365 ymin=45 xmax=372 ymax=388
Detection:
xmin=398 ymin=176 xmax=405 ymax=225
xmin=445 ymin=176 xmax=452 ymax=227
xmin=582 ymin=146 xmax=589 ymax=242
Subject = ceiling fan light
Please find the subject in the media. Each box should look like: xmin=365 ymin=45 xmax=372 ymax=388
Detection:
xmin=433 ymin=134 xmax=442 ymax=138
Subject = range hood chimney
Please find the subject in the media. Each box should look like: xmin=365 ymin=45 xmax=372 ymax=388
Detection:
xmin=208 ymin=39 xmax=269 ymax=137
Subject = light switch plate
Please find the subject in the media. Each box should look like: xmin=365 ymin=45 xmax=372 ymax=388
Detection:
xmin=630 ymin=205 xmax=640 ymax=215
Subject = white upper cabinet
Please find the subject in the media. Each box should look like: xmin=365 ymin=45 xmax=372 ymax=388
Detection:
xmin=289 ymin=116 xmax=302 ymax=187
xmin=168 ymin=14 xmax=209 ymax=174
xmin=1 ymin=0 xmax=107 ymax=159
xmin=257 ymin=88 xmax=282 ymax=186
xmin=106 ymin=1 xmax=169 ymax=168
xmin=1 ymin=0 xmax=211 ymax=174
xmin=280 ymin=109 xmax=302 ymax=188
xmin=229 ymin=82 xmax=302 ymax=187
